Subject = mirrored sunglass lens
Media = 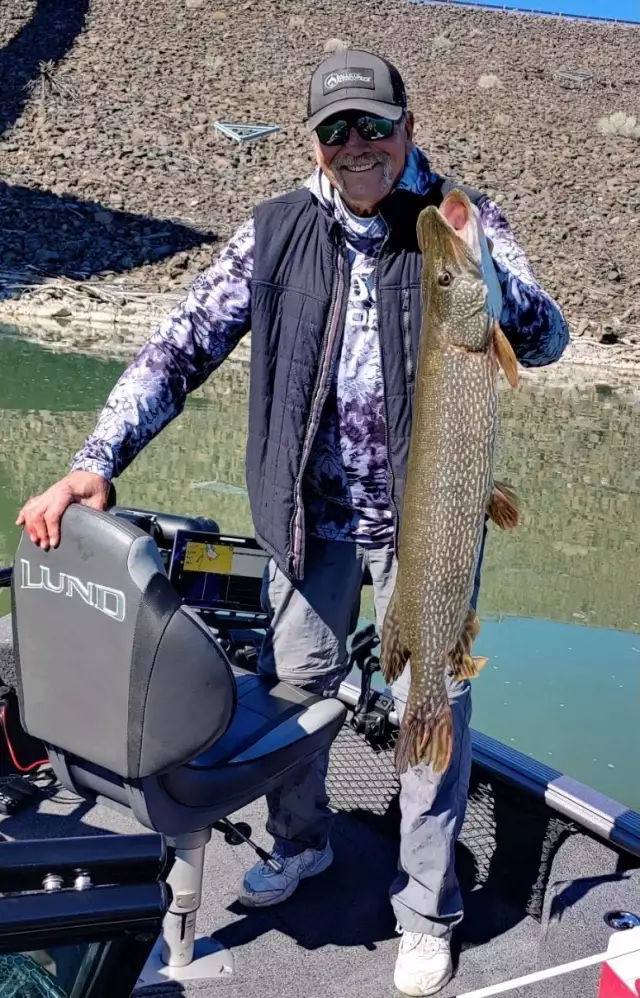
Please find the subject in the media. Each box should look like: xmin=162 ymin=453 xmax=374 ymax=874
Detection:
xmin=316 ymin=120 xmax=348 ymax=145
xmin=357 ymin=116 xmax=395 ymax=140
xmin=316 ymin=115 xmax=395 ymax=145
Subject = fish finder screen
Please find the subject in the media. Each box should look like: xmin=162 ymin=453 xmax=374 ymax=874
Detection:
xmin=168 ymin=529 xmax=268 ymax=612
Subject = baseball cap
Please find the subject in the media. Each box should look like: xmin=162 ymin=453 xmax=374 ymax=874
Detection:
xmin=306 ymin=48 xmax=408 ymax=131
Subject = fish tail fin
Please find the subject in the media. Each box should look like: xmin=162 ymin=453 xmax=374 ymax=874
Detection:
xmin=380 ymin=588 xmax=410 ymax=685
xmin=487 ymin=479 xmax=519 ymax=530
xmin=492 ymin=320 xmax=519 ymax=389
xmin=450 ymin=608 xmax=488 ymax=679
xmin=394 ymin=699 xmax=453 ymax=776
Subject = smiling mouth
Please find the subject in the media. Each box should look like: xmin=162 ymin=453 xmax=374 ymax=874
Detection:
xmin=341 ymin=161 xmax=380 ymax=173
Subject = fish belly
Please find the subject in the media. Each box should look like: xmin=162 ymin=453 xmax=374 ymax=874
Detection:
xmin=401 ymin=348 xmax=497 ymax=660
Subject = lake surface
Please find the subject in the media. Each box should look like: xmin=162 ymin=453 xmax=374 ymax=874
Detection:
xmin=1 ymin=324 xmax=638 ymax=811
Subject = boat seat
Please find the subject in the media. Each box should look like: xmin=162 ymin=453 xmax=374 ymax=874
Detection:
xmin=9 ymin=504 xmax=346 ymax=984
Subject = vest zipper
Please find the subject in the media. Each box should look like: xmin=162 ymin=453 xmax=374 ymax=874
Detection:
xmin=289 ymin=230 xmax=347 ymax=578
xmin=401 ymin=287 xmax=413 ymax=389
xmin=375 ymin=224 xmax=400 ymax=552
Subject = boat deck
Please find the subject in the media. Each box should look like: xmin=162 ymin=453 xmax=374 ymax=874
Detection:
xmin=1 ymin=716 xmax=638 ymax=998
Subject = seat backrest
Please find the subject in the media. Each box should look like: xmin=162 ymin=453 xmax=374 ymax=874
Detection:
xmin=11 ymin=505 xmax=236 ymax=781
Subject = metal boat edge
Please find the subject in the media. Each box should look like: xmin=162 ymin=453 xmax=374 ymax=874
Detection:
xmin=337 ymin=677 xmax=640 ymax=858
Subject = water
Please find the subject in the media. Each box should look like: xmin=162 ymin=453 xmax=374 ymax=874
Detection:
xmin=421 ymin=0 xmax=640 ymax=22
xmin=1 ymin=325 xmax=638 ymax=811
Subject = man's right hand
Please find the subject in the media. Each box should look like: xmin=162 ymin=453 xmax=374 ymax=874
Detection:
xmin=16 ymin=471 xmax=111 ymax=551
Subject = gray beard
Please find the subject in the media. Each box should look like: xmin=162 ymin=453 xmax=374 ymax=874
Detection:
xmin=329 ymin=153 xmax=394 ymax=202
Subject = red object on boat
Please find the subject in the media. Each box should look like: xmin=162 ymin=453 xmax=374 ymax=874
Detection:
xmin=597 ymin=927 xmax=640 ymax=998
xmin=597 ymin=961 xmax=638 ymax=997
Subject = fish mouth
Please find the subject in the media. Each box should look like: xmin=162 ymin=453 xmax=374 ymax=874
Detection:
xmin=441 ymin=190 xmax=472 ymax=233
xmin=417 ymin=190 xmax=483 ymax=275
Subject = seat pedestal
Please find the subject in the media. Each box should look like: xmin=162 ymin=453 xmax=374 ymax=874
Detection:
xmin=137 ymin=934 xmax=234 ymax=986
xmin=136 ymin=828 xmax=236 ymax=986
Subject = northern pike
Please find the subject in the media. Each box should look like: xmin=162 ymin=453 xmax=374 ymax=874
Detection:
xmin=380 ymin=188 xmax=519 ymax=776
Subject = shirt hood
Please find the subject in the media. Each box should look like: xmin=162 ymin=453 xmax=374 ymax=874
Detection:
xmin=303 ymin=144 xmax=440 ymax=213
xmin=303 ymin=144 xmax=503 ymax=317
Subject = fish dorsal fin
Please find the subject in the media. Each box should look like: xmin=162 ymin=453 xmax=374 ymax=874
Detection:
xmin=493 ymin=320 xmax=519 ymax=388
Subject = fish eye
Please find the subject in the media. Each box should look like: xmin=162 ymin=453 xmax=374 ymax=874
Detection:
xmin=438 ymin=270 xmax=453 ymax=287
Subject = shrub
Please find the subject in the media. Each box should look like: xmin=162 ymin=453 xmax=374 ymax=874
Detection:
xmin=432 ymin=35 xmax=453 ymax=54
xmin=597 ymin=112 xmax=640 ymax=139
xmin=478 ymin=73 xmax=502 ymax=89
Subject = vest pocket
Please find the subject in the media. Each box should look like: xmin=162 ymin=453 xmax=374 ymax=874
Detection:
xmin=401 ymin=288 xmax=413 ymax=390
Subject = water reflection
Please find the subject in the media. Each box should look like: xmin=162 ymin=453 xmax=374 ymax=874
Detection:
xmin=0 ymin=326 xmax=638 ymax=808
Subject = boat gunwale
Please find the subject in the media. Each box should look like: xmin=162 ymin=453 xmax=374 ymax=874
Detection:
xmin=337 ymin=678 xmax=640 ymax=859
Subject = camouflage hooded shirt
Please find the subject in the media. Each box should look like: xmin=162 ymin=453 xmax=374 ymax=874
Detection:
xmin=71 ymin=146 xmax=569 ymax=545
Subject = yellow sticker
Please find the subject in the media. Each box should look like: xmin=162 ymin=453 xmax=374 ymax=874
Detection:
xmin=183 ymin=541 xmax=234 ymax=575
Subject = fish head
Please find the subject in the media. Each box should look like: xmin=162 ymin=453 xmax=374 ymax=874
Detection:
xmin=417 ymin=189 xmax=493 ymax=354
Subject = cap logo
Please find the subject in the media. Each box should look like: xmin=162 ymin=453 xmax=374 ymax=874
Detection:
xmin=322 ymin=68 xmax=375 ymax=94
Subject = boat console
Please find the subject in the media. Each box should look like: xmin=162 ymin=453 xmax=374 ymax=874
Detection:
xmin=108 ymin=503 xmax=390 ymax=739
xmin=0 ymin=832 xmax=169 ymax=996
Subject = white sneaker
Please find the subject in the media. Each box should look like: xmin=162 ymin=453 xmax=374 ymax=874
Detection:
xmin=237 ymin=842 xmax=333 ymax=907
xmin=394 ymin=932 xmax=453 ymax=996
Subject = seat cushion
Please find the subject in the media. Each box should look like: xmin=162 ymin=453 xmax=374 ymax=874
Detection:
xmin=160 ymin=669 xmax=346 ymax=812
xmin=184 ymin=667 xmax=321 ymax=769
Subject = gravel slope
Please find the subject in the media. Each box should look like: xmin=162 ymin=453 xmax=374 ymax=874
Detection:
xmin=1 ymin=0 xmax=639 ymax=346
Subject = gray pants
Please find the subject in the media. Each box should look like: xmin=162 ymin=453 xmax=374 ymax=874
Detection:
xmin=258 ymin=537 xmax=480 ymax=939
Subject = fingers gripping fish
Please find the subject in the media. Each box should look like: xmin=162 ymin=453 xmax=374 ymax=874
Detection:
xmin=380 ymin=189 xmax=520 ymax=776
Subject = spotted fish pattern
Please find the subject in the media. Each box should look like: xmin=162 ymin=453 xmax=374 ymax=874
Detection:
xmin=71 ymin=147 xmax=569 ymax=546
xmin=380 ymin=191 xmax=519 ymax=776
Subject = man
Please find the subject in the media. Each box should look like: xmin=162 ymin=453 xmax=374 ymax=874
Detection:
xmin=17 ymin=49 xmax=569 ymax=996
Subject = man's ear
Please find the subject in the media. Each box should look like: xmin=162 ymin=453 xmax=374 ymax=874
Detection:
xmin=404 ymin=111 xmax=415 ymax=142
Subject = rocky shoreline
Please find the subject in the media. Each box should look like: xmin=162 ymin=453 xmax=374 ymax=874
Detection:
xmin=1 ymin=0 xmax=639 ymax=382
xmin=4 ymin=302 xmax=640 ymax=397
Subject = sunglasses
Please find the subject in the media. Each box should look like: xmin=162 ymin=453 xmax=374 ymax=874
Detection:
xmin=315 ymin=113 xmax=396 ymax=147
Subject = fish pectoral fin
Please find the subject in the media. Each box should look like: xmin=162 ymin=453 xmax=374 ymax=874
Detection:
xmin=380 ymin=590 xmax=410 ymax=684
xmin=492 ymin=320 xmax=519 ymax=388
xmin=452 ymin=654 xmax=489 ymax=679
xmin=487 ymin=479 xmax=519 ymax=530
xmin=450 ymin=608 xmax=487 ymax=679
xmin=394 ymin=699 xmax=453 ymax=776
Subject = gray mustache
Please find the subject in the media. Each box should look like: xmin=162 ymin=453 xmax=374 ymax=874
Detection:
xmin=333 ymin=153 xmax=390 ymax=170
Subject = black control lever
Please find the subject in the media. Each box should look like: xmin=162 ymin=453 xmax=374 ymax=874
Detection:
xmin=233 ymin=644 xmax=259 ymax=671
xmin=349 ymin=624 xmax=393 ymax=740
xmin=213 ymin=818 xmax=283 ymax=873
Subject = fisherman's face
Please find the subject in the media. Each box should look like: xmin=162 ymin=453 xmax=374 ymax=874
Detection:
xmin=313 ymin=110 xmax=414 ymax=216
